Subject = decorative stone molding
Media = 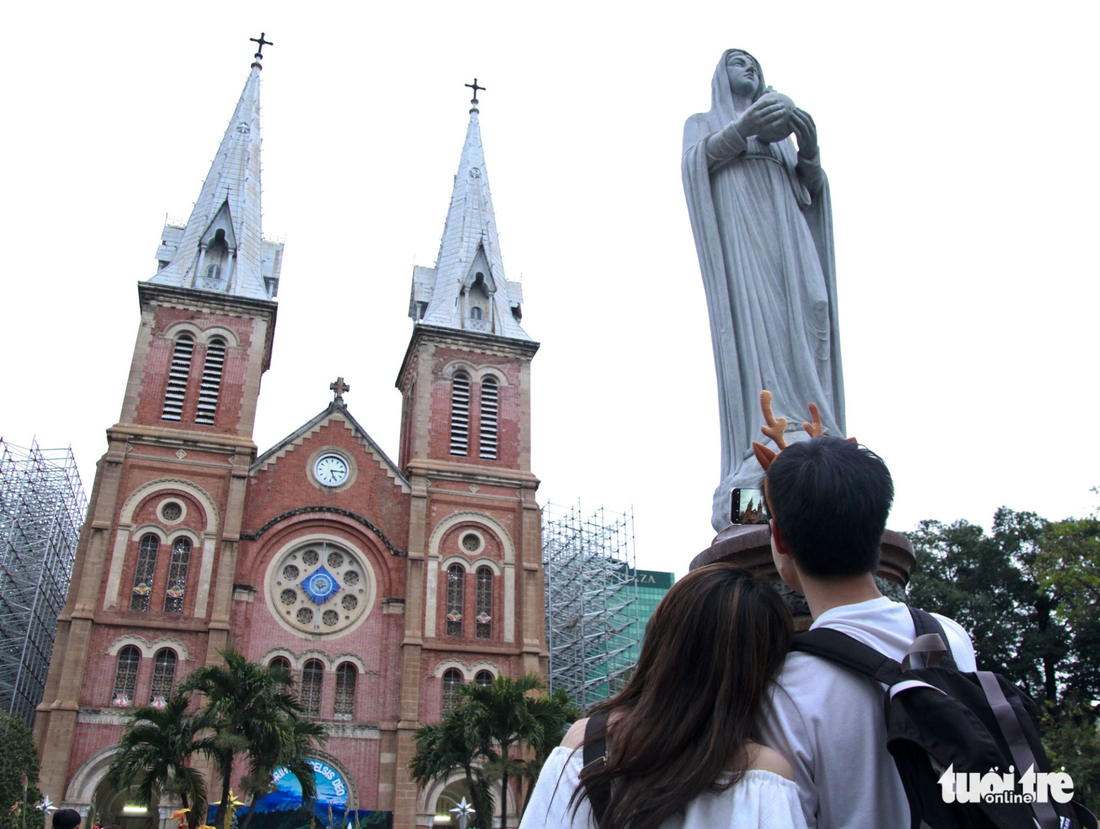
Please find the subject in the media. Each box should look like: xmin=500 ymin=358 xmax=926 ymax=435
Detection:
xmin=428 ymin=511 xmax=515 ymax=565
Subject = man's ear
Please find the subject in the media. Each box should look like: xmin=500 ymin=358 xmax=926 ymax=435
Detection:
xmin=769 ymin=518 xmax=790 ymax=557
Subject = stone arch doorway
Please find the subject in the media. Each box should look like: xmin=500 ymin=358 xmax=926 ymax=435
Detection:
xmin=89 ymin=777 xmax=164 ymax=829
xmin=434 ymin=779 xmax=473 ymax=825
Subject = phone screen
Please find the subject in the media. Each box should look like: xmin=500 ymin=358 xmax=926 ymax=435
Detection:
xmin=730 ymin=488 xmax=769 ymax=525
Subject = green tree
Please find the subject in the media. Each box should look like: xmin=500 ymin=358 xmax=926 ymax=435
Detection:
xmin=239 ymin=715 xmax=328 ymax=829
xmin=410 ymin=676 xmax=578 ymax=828
xmin=908 ymin=508 xmax=1070 ymax=702
xmin=105 ymin=693 xmax=211 ymax=829
xmin=0 ymin=712 xmax=44 ymax=829
xmin=181 ymin=649 xmax=326 ymax=828
xmin=908 ymin=506 xmax=1100 ymax=808
xmin=520 ymin=688 xmax=581 ymax=815
xmin=410 ymin=713 xmax=494 ymax=829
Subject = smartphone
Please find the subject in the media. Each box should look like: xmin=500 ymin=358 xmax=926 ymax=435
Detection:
xmin=730 ymin=488 xmax=769 ymax=525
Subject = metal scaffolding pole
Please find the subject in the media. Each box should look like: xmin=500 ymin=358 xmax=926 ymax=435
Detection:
xmin=0 ymin=438 xmax=87 ymax=725
xmin=542 ymin=503 xmax=638 ymax=711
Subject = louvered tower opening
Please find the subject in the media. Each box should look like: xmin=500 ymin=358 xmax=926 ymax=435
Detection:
xmin=450 ymin=372 xmax=470 ymax=455
xmin=479 ymin=376 xmax=498 ymax=459
xmin=161 ymin=335 xmax=195 ymax=421
xmin=195 ymin=338 xmax=226 ymax=425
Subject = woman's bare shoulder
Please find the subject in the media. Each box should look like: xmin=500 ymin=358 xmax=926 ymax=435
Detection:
xmin=560 ymin=718 xmax=588 ymax=750
xmin=743 ymin=742 xmax=794 ymax=781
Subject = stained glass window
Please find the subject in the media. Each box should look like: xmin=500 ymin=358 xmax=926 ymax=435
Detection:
xmin=163 ymin=537 xmax=192 ymax=614
xmin=446 ymin=564 xmax=465 ymax=637
xmin=442 ymin=668 xmax=463 ymax=714
xmin=334 ymin=663 xmax=356 ymax=719
xmin=301 ymin=660 xmax=324 ymax=717
xmin=475 ymin=566 xmax=493 ymax=639
xmin=149 ymin=649 xmax=177 ymax=704
xmin=112 ymin=646 xmax=140 ymax=706
xmin=130 ymin=534 xmax=159 ymax=611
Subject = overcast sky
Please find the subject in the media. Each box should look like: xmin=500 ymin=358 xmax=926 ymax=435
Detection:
xmin=3 ymin=3 xmax=1098 ymax=577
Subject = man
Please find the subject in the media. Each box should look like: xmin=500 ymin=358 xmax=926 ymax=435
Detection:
xmin=758 ymin=436 xmax=976 ymax=829
xmin=52 ymin=810 xmax=81 ymax=829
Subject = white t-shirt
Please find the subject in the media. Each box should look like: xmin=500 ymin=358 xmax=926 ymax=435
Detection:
xmin=758 ymin=597 xmax=976 ymax=829
xmin=520 ymin=745 xmax=809 ymax=829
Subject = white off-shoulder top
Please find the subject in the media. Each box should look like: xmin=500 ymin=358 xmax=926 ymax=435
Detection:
xmin=519 ymin=745 xmax=809 ymax=829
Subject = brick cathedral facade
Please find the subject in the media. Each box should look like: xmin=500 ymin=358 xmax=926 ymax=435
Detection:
xmin=34 ymin=52 xmax=546 ymax=828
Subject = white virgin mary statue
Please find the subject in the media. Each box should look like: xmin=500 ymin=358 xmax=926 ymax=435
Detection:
xmin=682 ymin=49 xmax=846 ymax=531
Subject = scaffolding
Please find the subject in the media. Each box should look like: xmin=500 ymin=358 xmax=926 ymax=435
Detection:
xmin=542 ymin=503 xmax=639 ymax=711
xmin=0 ymin=438 xmax=87 ymax=725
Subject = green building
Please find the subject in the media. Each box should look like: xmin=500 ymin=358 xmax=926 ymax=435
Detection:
xmin=622 ymin=569 xmax=675 ymax=668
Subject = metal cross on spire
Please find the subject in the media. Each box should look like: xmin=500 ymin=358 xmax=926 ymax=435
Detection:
xmin=465 ymin=78 xmax=485 ymax=106
xmin=250 ymin=32 xmax=273 ymax=59
xmin=329 ymin=377 xmax=350 ymax=402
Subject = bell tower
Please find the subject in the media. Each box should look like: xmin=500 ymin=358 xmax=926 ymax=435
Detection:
xmin=35 ymin=41 xmax=284 ymax=802
xmin=393 ymin=84 xmax=546 ymax=826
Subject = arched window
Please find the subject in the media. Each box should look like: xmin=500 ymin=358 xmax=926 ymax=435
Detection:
xmin=301 ymin=660 xmax=324 ymax=717
xmin=446 ymin=564 xmax=465 ymax=637
xmin=130 ymin=534 xmax=159 ymax=611
xmin=112 ymin=646 xmax=141 ymax=706
xmin=469 ymin=306 xmax=483 ymax=320
xmin=269 ymin=656 xmax=291 ymax=672
xmin=161 ymin=334 xmax=195 ymax=421
xmin=442 ymin=668 xmax=463 ymax=714
xmin=475 ymin=566 xmax=493 ymax=639
xmin=195 ymin=338 xmax=226 ymax=426
xmin=450 ymin=372 xmax=470 ymax=456
xmin=163 ymin=537 xmax=192 ymax=614
xmin=474 ymin=670 xmax=494 ymax=688
xmin=479 ymin=377 xmax=498 ymax=459
xmin=149 ymin=648 xmax=177 ymax=704
xmin=206 ymin=264 xmax=222 ymax=281
xmin=334 ymin=662 xmax=357 ymax=720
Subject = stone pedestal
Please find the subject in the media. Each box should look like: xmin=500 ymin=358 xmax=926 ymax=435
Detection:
xmin=689 ymin=525 xmax=916 ymax=630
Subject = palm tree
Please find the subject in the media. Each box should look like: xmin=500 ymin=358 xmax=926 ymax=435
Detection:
xmin=105 ymin=692 xmax=211 ymax=829
xmin=239 ymin=716 xmax=328 ymax=829
xmin=181 ymin=648 xmax=325 ymax=828
xmin=410 ymin=713 xmax=494 ymax=829
xmin=457 ymin=673 xmax=545 ymax=829
xmin=520 ymin=688 xmax=580 ymax=815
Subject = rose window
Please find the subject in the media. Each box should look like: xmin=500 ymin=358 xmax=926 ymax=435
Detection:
xmin=269 ymin=541 xmax=371 ymax=636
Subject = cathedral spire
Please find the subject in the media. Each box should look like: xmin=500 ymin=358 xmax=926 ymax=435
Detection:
xmin=408 ymin=85 xmax=529 ymax=340
xmin=149 ymin=42 xmax=282 ymax=301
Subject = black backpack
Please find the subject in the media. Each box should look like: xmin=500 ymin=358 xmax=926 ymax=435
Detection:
xmin=793 ymin=607 xmax=1097 ymax=829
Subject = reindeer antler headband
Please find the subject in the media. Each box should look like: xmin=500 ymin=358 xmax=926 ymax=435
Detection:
xmin=751 ymin=390 xmax=856 ymax=472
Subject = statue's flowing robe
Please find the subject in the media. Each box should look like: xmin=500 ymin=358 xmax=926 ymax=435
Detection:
xmin=682 ymin=50 xmax=845 ymax=529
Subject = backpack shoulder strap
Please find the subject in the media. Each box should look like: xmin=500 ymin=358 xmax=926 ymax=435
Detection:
xmin=908 ymin=606 xmax=958 ymax=669
xmin=792 ymin=628 xmax=907 ymax=686
xmin=582 ymin=711 xmax=611 ymax=827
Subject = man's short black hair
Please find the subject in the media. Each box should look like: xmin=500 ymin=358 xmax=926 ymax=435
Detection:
xmin=763 ymin=436 xmax=894 ymax=578
xmin=53 ymin=810 xmax=81 ymax=829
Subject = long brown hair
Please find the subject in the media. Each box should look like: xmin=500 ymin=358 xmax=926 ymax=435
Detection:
xmin=572 ymin=564 xmax=793 ymax=829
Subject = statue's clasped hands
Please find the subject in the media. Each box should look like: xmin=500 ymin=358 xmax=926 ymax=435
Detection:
xmin=734 ymin=89 xmax=818 ymax=158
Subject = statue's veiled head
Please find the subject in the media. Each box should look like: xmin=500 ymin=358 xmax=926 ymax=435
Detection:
xmin=710 ymin=49 xmax=766 ymax=122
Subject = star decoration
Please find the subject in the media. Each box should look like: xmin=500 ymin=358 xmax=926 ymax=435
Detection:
xmin=450 ymin=798 xmax=475 ymax=816
xmin=38 ymin=797 xmax=57 ymax=814
xmin=214 ymin=790 xmax=245 ymax=829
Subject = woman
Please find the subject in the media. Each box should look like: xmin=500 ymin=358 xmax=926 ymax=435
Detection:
xmin=682 ymin=49 xmax=846 ymax=532
xmin=520 ymin=565 xmax=804 ymax=829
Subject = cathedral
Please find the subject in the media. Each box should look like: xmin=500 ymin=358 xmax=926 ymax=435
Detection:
xmin=34 ymin=44 xmax=546 ymax=828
